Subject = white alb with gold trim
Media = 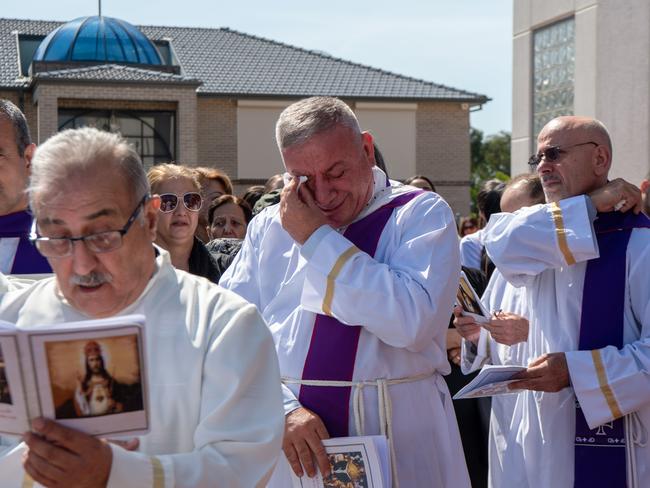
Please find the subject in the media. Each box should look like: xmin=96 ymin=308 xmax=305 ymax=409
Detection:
xmin=221 ymin=167 xmax=470 ymax=487
xmin=482 ymin=195 xmax=650 ymax=488
xmin=0 ymin=249 xmax=284 ymax=488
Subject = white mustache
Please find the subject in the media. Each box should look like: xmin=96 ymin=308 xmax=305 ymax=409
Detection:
xmin=70 ymin=272 xmax=112 ymax=287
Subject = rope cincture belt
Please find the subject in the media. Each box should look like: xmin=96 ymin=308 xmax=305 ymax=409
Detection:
xmin=283 ymin=370 xmax=436 ymax=488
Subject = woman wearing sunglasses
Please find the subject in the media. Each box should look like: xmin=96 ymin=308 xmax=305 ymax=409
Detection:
xmin=147 ymin=164 xmax=221 ymax=283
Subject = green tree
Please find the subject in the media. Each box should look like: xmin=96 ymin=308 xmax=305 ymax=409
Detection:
xmin=469 ymin=128 xmax=511 ymax=213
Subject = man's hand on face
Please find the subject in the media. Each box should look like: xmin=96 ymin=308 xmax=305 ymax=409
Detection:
xmin=280 ymin=177 xmax=329 ymax=244
xmin=282 ymin=407 xmax=331 ymax=479
xmin=508 ymin=352 xmax=570 ymax=392
xmin=23 ymin=417 xmax=112 ymax=487
xmin=589 ymin=178 xmax=643 ymax=214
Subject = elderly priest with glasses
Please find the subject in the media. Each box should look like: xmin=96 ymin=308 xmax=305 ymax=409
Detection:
xmin=481 ymin=116 xmax=650 ymax=487
xmin=0 ymin=127 xmax=284 ymax=487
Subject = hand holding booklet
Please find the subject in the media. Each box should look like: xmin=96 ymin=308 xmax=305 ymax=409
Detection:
xmin=291 ymin=435 xmax=390 ymax=488
xmin=0 ymin=314 xmax=148 ymax=437
xmin=456 ymin=271 xmax=491 ymax=324
xmin=452 ymin=364 xmax=527 ymax=399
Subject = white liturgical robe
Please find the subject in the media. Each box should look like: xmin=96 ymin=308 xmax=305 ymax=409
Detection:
xmin=0 ymin=249 xmax=285 ymax=488
xmin=221 ymin=168 xmax=470 ymax=487
xmin=460 ymin=268 xmax=531 ymax=487
xmin=481 ymin=195 xmax=650 ymax=487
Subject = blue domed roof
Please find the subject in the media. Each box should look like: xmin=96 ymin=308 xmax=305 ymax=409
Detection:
xmin=33 ymin=16 xmax=162 ymax=65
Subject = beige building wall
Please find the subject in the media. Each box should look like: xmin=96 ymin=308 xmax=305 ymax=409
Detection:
xmin=236 ymin=100 xmax=291 ymax=179
xmin=355 ymin=102 xmax=417 ymax=180
xmin=512 ymin=0 xmax=650 ymax=183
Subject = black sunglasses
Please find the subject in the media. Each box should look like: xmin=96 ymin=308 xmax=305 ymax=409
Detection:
xmin=529 ymin=141 xmax=598 ymax=168
xmin=159 ymin=192 xmax=202 ymax=213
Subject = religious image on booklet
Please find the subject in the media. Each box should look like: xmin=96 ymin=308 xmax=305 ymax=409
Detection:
xmin=0 ymin=314 xmax=148 ymax=437
xmin=456 ymin=271 xmax=490 ymax=324
xmin=291 ymin=435 xmax=390 ymax=488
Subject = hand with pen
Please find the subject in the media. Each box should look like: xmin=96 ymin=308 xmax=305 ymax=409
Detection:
xmin=453 ymin=306 xmax=529 ymax=346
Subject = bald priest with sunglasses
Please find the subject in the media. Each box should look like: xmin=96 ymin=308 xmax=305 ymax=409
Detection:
xmin=480 ymin=116 xmax=650 ymax=487
xmin=0 ymin=127 xmax=284 ymax=487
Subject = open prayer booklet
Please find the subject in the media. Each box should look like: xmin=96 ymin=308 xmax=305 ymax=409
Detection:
xmin=0 ymin=314 xmax=148 ymax=437
xmin=291 ymin=435 xmax=391 ymax=488
xmin=452 ymin=364 xmax=527 ymax=399
xmin=456 ymin=270 xmax=490 ymax=324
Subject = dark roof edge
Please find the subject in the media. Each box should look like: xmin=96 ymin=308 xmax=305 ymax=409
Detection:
xmin=196 ymin=92 xmax=490 ymax=104
xmin=30 ymin=77 xmax=201 ymax=88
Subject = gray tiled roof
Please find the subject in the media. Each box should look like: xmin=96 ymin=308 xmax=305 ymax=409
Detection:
xmin=1 ymin=18 xmax=488 ymax=103
xmin=33 ymin=64 xmax=200 ymax=85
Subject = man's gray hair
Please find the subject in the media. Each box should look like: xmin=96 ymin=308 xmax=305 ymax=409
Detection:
xmin=276 ymin=96 xmax=361 ymax=150
xmin=0 ymin=99 xmax=32 ymax=157
xmin=28 ymin=127 xmax=149 ymax=207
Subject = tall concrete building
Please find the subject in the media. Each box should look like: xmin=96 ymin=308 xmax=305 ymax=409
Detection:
xmin=512 ymin=0 xmax=649 ymax=184
xmin=0 ymin=16 xmax=488 ymax=214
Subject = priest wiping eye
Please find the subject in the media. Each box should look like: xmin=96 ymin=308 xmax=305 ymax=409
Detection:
xmin=220 ymin=96 xmax=470 ymax=487
xmin=0 ymin=127 xmax=285 ymax=487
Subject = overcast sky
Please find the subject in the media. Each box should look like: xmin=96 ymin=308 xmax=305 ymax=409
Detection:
xmin=5 ymin=0 xmax=513 ymax=136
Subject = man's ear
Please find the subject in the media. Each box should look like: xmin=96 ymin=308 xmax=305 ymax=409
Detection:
xmin=361 ymin=131 xmax=375 ymax=166
xmin=592 ymin=145 xmax=611 ymax=177
xmin=640 ymin=179 xmax=650 ymax=193
xmin=144 ymin=196 xmax=160 ymax=239
xmin=23 ymin=143 xmax=36 ymax=174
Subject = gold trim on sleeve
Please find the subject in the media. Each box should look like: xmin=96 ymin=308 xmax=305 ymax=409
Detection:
xmin=151 ymin=456 xmax=165 ymax=488
xmin=21 ymin=474 xmax=34 ymax=488
xmin=591 ymin=349 xmax=623 ymax=420
xmin=322 ymin=245 xmax=360 ymax=316
xmin=550 ymin=202 xmax=576 ymax=266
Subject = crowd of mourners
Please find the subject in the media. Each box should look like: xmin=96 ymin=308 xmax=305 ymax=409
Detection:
xmin=0 ymin=95 xmax=649 ymax=488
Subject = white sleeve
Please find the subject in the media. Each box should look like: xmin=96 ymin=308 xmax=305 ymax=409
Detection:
xmin=218 ymin=213 xmax=266 ymax=307
xmin=107 ymin=305 xmax=285 ymax=488
xmin=566 ymin=230 xmax=650 ymax=429
xmin=299 ymin=193 xmax=460 ymax=352
xmin=460 ymin=329 xmax=493 ymax=374
xmin=484 ymin=196 xmax=599 ymax=287
xmin=459 ymin=233 xmax=481 ymax=269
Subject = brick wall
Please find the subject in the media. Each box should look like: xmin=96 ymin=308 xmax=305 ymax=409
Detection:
xmin=32 ymin=81 xmax=198 ymax=164
xmin=0 ymin=90 xmax=38 ymax=145
xmin=196 ymin=97 xmax=237 ymax=177
xmin=416 ymin=101 xmax=471 ymax=216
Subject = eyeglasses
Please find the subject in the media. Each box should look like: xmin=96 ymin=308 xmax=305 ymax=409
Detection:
xmin=30 ymin=194 xmax=150 ymax=258
xmin=528 ymin=141 xmax=599 ymax=169
xmin=158 ymin=192 xmax=202 ymax=213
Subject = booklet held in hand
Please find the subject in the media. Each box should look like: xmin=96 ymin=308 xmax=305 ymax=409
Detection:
xmin=0 ymin=314 xmax=148 ymax=437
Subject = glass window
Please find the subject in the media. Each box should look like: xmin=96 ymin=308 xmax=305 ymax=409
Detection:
xmin=58 ymin=109 xmax=175 ymax=170
xmin=18 ymin=35 xmax=45 ymax=76
xmin=533 ymin=18 xmax=575 ymax=138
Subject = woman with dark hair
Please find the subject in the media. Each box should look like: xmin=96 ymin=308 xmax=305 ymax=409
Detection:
xmin=404 ymin=175 xmax=436 ymax=192
xmin=207 ymin=194 xmax=252 ymax=240
xmin=458 ymin=216 xmax=479 ymax=237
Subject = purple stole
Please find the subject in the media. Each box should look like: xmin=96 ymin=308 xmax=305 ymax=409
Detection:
xmin=574 ymin=211 xmax=650 ymax=487
xmin=0 ymin=210 xmax=51 ymax=274
xmin=298 ymin=190 xmax=423 ymax=437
